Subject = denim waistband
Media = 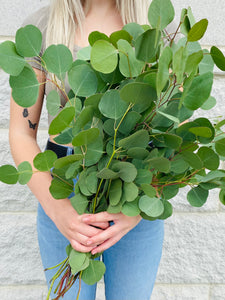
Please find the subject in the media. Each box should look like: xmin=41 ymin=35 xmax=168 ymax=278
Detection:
xmin=45 ymin=139 xmax=74 ymax=159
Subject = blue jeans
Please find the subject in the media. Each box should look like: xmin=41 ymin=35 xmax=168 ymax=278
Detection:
xmin=37 ymin=144 xmax=164 ymax=300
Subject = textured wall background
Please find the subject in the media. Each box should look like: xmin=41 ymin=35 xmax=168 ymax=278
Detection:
xmin=0 ymin=0 xmax=225 ymax=299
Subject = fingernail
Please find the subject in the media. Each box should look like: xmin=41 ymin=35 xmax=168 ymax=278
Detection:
xmin=92 ymin=250 xmax=97 ymax=255
xmin=86 ymin=240 xmax=92 ymax=246
xmin=82 ymin=217 xmax=90 ymax=222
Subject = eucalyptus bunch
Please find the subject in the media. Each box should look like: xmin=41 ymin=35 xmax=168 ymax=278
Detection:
xmin=1 ymin=0 xmax=225 ymax=299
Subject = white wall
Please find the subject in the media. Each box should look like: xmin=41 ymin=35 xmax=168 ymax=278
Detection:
xmin=0 ymin=1 xmax=225 ymax=299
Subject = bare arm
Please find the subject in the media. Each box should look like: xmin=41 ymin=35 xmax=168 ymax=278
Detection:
xmin=9 ymin=68 xmax=108 ymax=252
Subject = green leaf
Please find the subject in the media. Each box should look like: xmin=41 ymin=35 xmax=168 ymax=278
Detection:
xmin=84 ymin=94 xmax=103 ymax=118
xmin=120 ymin=82 xmax=157 ymax=113
xmin=187 ymin=186 xmax=208 ymax=207
xmin=201 ymin=96 xmax=216 ymax=110
xmin=139 ymin=195 xmax=164 ymax=217
xmin=69 ymin=249 xmax=89 ymax=275
xmin=90 ymin=40 xmax=118 ymax=73
xmin=74 ymin=106 xmax=94 ymax=130
xmin=161 ymin=185 xmax=179 ymax=200
xmin=219 ymin=189 xmax=225 ymax=205
xmin=33 ymin=150 xmax=57 ymax=171
xmin=46 ymin=90 xmax=61 ymax=116
xmin=18 ymin=161 xmax=33 ymax=185
xmin=173 ymin=46 xmax=188 ymax=84
xmin=53 ymin=128 xmax=73 ymax=145
xmin=70 ymin=193 xmax=89 ymax=215
xmin=148 ymin=0 xmax=175 ymax=30
xmin=189 ymin=127 xmax=212 ymax=138
xmin=88 ymin=31 xmax=110 ymax=46
xmin=117 ymin=39 xmax=145 ymax=77
xmin=181 ymin=151 xmax=203 ymax=169
xmin=156 ymin=110 xmax=180 ymax=124
xmin=158 ymin=133 xmax=183 ymax=149
xmin=97 ymin=168 xmax=119 ymax=180
xmin=10 ymin=66 xmax=39 ymax=107
xmin=72 ymin=128 xmax=100 ymax=146
xmin=15 ymin=25 xmax=42 ymax=57
xmin=215 ymin=138 xmax=225 ymax=156
xmin=122 ymin=197 xmax=141 ymax=216
xmin=48 ymin=107 xmax=75 ymax=135
xmin=135 ymin=169 xmax=153 ymax=185
xmin=141 ymin=184 xmax=156 ymax=197
xmin=185 ymin=50 xmax=203 ymax=75
xmin=127 ymin=147 xmax=149 ymax=160
xmin=42 ymin=44 xmax=73 ymax=77
xmin=122 ymin=182 xmax=139 ymax=202
xmin=187 ymin=19 xmax=208 ymax=42
xmin=77 ymin=46 xmax=91 ymax=60
xmin=158 ymin=200 xmax=173 ymax=219
xmin=123 ymin=23 xmax=144 ymax=41
xmin=82 ymin=260 xmax=106 ymax=285
xmin=210 ymin=46 xmax=225 ymax=71
xmin=98 ymin=89 xmax=128 ymax=120
xmin=170 ymin=154 xmax=189 ymax=174
xmin=109 ymin=179 xmax=122 ymax=206
xmin=0 ymin=41 xmax=26 ymax=76
xmin=83 ymin=135 xmax=103 ymax=167
xmin=157 ymin=46 xmax=173 ymax=95
xmin=110 ymin=30 xmax=132 ymax=48
xmin=180 ymin=8 xmax=191 ymax=36
xmin=119 ymin=130 xmax=149 ymax=150
xmin=112 ymin=162 xmax=137 ymax=183
xmin=183 ymin=72 xmax=213 ymax=110
xmin=135 ymin=29 xmax=161 ymax=62
xmin=54 ymin=154 xmax=82 ymax=169
xmin=68 ymin=64 xmax=98 ymax=97
xmin=199 ymin=170 xmax=225 ymax=183
xmin=199 ymin=49 xmax=214 ymax=74
xmin=148 ymin=157 xmax=171 ymax=173
xmin=49 ymin=178 xmax=74 ymax=199
xmin=197 ymin=147 xmax=219 ymax=171
xmin=0 ymin=165 xmax=19 ymax=184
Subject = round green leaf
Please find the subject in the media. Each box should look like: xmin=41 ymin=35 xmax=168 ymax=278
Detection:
xmin=181 ymin=151 xmax=203 ymax=170
xmin=201 ymin=96 xmax=216 ymax=110
xmin=90 ymin=40 xmax=118 ymax=74
xmin=77 ymin=46 xmax=91 ymax=61
xmin=148 ymin=157 xmax=171 ymax=173
xmin=158 ymin=200 xmax=173 ymax=220
xmin=33 ymin=150 xmax=57 ymax=171
xmin=183 ymin=72 xmax=213 ymax=110
xmin=199 ymin=49 xmax=214 ymax=74
xmin=120 ymin=82 xmax=157 ymax=113
xmin=109 ymin=179 xmax=122 ymax=206
xmin=189 ymin=127 xmax=212 ymax=138
xmin=215 ymin=138 xmax=225 ymax=156
xmin=68 ymin=64 xmax=98 ymax=97
xmin=122 ymin=197 xmax=140 ymax=216
xmin=141 ymin=184 xmax=156 ymax=198
xmin=15 ymin=25 xmax=42 ymax=57
xmin=139 ymin=195 xmax=164 ymax=217
xmin=219 ymin=189 xmax=225 ymax=205
xmin=157 ymin=46 xmax=173 ymax=95
xmin=0 ymin=165 xmax=19 ymax=184
xmin=88 ymin=31 xmax=110 ymax=46
xmin=117 ymin=111 xmax=141 ymax=135
xmin=123 ymin=23 xmax=144 ymax=41
xmin=197 ymin=147 xmax=219 ymax=170
xmin=69 ymin=249 xmax=89 ymax=275
xmin=54 ymin=154 xmax=83 ymax=169
xmin=72 ymin=128 xmax=100 ymax=147
xmin=84 ymin=136 xmax=103 ymax=167
xmin=18 ymin=161 xmax=33 ymax=185
xmin=49 ymin=178 xmax=74 ymax=199
xmin=117 ymin=39 xmax=145 ymax=77
xmin=185 ymin=50 xmax=203 ymax=75
xmin=70 ymin=194 xmax=89 ymax=215
xmin=0 ymin=41 xmax=26 ymax=75
xmin=112 ymin=161 xmax=137 ymax=183
xmin=42 ymin=44 xmax=73 ymax=76
xmin=170 ymin=154 xmax=189 ymax=174
xmin=127 ymin=147 xmax=149 ymax=160
xmin=46 ymin=90 xmax=61 ymax=116
xmin=97 ymin=168 xmax=119 ymax=180
xmin=110 ymin=30 xmax=132 ymax=47
xmin=135 ymin=29 xmax=161 ymax=62
xmin=99 ymin=89 xmax=128 ymax=120
xmin=187 ymin=186 xmax=208 ymax=207
xmin=190 ymin=118 xmax=215 ymax=144
xmin=119 ymin=130 xmax=149 ymax=150
xmin=161 ymin=185 xmax=179 ymax=200
xmin=210 ymin=46 xmax=225 ymax=71
xmin=187 ymin=19 xmax=208 ymax=42
xmin=148 ymin=0 xmax=175 ymax=30
xmin=135 ymin=169 xmax=153 ymax=185
xmin=82 ymin=260 xmax=106 ymax=285
xmin=86 ymin=171 xmax=98 ymax=194
xmin=122 ymin=182 xmax=139 ymax=202
xmin=48 ymin=107 xmax=75 ymax=135
xmin=10 ymin=66 xmax=39 ymax=107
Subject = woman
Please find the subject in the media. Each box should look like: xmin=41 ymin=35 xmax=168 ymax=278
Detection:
xmin=9 ymin=1 xmax=164 ymax=299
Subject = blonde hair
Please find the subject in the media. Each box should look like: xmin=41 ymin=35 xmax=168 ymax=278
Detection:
xmin=46 ymin=0 xmax=150 ymax=50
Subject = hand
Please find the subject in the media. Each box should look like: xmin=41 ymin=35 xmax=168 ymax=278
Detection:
xmin=81 ymin=212 xmax=142 ymax=255
xmin=48 ymin=198 xmax=110 ymax=253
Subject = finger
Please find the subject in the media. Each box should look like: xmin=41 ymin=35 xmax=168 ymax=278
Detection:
xmin=86 ymin=225 xmax=117 ymax=247
xmin=91 ymin=234 xmax=122 ymax=255
xmin=91 ymin=221 xmax=110 ymax=230
xmin=77 ymin=223 xmax=105 ymax=237
xmin=70 ymin=239 xmax=96 ymax=253
xmin=82 ymin=212 xmax=118 ymax=223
